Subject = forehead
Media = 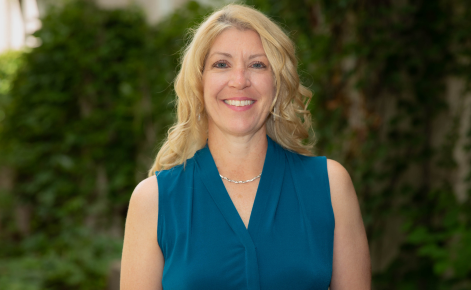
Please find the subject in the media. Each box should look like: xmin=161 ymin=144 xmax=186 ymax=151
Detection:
xmin=208 ymin=28 xmax=266 ymax=56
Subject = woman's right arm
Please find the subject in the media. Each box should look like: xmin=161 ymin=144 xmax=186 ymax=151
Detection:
xmin=120 ymin=176 xmax=164 ymax=290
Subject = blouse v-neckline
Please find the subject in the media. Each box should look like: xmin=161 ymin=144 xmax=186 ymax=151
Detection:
xmin=195 ymin=136 xmax=286 ymax=237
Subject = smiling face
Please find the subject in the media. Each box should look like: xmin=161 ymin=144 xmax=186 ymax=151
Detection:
xmin=202 ymin=28 xmax=275 ymax=138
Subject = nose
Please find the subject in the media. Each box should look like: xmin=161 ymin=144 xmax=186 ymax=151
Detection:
xmin=228 ymin=67 xmax=251 ymax=90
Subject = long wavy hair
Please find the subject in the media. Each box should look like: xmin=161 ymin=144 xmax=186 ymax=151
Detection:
xmin=148 ymin=4 xmax=314 ymax=175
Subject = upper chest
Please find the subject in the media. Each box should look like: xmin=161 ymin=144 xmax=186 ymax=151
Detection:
xmin=223 ymin=180 xmax=260 ymax=229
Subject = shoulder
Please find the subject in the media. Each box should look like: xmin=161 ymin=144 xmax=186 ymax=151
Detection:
xmin=326 ymin=159 xmax=352 ymax=189
xmin=325 ymin=159 xmax=356 ymax=206
xmin=134 ymin=175 xmax=158 ymax=194
xmin=132 ymin=175 xmax=158 ymax=200
xmin=284 ymin=149 xmax=326 ymax=168
xmin=155 ymin=160 xmax=197 ymax=197
xmin=325 ymin=158 xmax=361 ymax=223
xmin=156 ymin=159 xmax=194 ymax=181
xmin=128 ymin=175 xmax=159 ymax=217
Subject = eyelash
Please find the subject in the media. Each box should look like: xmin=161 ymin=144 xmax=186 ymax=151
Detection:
xmin=212 ymin=60 xmax=267 ymax=69
xmin=212 ymin=60 xmax=229 ymax=68
xmin=251 ymin=61 xmax=266 ymax=69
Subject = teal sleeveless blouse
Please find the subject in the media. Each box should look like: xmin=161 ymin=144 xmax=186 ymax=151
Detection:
xmin=156 ymin=136 xmax=335 ymax=289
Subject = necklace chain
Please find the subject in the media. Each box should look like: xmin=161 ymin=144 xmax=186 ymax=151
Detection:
xmin=220 ymin=173 xmax=262 ymax=184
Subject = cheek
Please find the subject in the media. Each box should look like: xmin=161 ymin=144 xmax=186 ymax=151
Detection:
xmin=203 ymin=75 xmax=227 ymax=118
xmin=203 ymin=74 xmax=227 ymax=100
xmin=253 ymin=74 xmax=276 ymax=100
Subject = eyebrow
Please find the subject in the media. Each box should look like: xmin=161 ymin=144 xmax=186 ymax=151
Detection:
xmin=209 ymin=52 xmax=267 ymax=60
xmin=249 ymin=53 xmax=267 ymax=60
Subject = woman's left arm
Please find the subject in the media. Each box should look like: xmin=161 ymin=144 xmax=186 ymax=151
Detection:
xmin=327 ymin=159 xmax=371 ymax=290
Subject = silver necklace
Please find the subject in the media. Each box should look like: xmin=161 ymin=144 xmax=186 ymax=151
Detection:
xmin=220 ymin=173 xmax=262 ymax=184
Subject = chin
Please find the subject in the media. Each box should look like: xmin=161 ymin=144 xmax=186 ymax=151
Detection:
xmin=224 ymin=123 xmax=264 ymax=136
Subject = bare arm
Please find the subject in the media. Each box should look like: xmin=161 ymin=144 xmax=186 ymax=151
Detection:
xmin=327 ymin=159 xmax=371 ymax=290
xmin=120 ymin=176 xmax=164 ymax=290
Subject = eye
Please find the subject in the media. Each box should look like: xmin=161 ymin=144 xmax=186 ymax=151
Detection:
xmin=251 ymin=61 xmax=266 ymax=69
xmin=212 ymin=60 xmax=229 ymax=68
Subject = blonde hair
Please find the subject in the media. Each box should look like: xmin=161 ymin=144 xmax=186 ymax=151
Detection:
xmin=148 ymin=3 xmax=314 ymax=175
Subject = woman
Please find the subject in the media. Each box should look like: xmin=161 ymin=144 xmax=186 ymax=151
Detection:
xmin=121 ymin=4 xmax=370 ymax=290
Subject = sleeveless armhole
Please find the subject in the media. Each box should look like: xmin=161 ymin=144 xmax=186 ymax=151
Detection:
xmin=320 ymin=156 xmax=335 ymax=230
xmin=155 ymin=171 xmax=165 ymax=257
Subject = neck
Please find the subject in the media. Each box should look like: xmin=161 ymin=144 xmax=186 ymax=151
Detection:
xmin=207 ymin=127 xmax=268 ymax=181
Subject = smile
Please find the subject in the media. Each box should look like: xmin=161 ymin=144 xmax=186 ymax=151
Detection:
xmin=223 ymin=100 xmax=255 ymax=107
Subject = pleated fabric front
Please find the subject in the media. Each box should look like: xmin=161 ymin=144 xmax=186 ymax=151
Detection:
xmin=156 ymin=136 xmax=335 ymax=290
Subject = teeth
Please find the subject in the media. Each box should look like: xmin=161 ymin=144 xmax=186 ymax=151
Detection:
xmin=224 ymin=100 xmax=255 ymax=107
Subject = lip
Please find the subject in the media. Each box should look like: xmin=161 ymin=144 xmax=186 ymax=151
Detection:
xmin=222 ymin=97 xmax=256 ymax=112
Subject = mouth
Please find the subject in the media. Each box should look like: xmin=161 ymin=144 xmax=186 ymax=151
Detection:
xmin=223 ymin=99 xmax=255 ymax=107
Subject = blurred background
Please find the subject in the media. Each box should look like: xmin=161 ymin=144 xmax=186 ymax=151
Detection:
xmin=1 ymin=0 xmax=471 ymax=289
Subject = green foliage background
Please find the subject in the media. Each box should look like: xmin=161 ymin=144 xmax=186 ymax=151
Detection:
xmin=0 ymin=0 xmax=470 ymax=289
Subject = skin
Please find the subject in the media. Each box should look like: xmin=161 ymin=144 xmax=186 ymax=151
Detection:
xmin=120 ymin=28 xmax=371 ymax=289
xmin=202 ymin=28 xmax=275 ymax=228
